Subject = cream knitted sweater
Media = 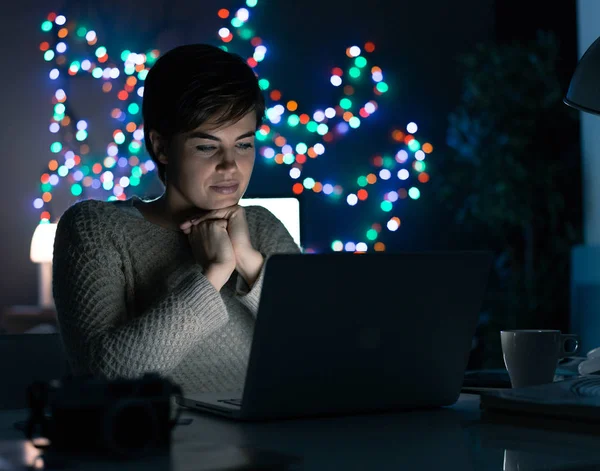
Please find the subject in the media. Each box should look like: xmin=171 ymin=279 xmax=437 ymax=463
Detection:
xmin=52 ymin=198 xmax=300 ymax=394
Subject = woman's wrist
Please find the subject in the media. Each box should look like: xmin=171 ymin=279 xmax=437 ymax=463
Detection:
xmin=236 ymin=248 xmax=264 ymax=288
xmin=203 ymin=264 xmax=234 ymax=292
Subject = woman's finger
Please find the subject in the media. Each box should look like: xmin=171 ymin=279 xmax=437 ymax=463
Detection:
xmin=180 ymin=206 xmax=239 ymax=230
xmin=186 ymin=218 xmax=229 ymax=234
xmin=180 ymin=220 xmax=194 ymax=231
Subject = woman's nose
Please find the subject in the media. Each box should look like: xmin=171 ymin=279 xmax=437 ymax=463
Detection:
xmin=217 ymin=150 xmax=237 ymax=169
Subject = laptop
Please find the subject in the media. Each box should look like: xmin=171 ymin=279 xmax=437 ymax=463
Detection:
xmin=177 ymin=251 xmax=493 ymax=421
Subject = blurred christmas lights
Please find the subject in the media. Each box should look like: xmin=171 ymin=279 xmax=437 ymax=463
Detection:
xmin=35 ymin=0 xmax=433 ymax=253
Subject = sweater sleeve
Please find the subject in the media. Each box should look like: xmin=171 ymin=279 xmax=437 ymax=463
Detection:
xmin=52 ymin=201 xmax=229 ymax=380
xmin=235 ymin=205 xmax=301 ymax=315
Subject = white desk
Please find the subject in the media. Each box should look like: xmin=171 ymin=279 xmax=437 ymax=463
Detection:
xmin=1 ymin=394 xmax=600 ymax=470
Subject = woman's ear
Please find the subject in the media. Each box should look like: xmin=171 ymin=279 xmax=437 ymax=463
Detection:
xmin=149 ymin=130 xmax=168 ymax=165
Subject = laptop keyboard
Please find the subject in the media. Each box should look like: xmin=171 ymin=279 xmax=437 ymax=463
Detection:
xmin=218 ymin=398 xmax=242 ymax=407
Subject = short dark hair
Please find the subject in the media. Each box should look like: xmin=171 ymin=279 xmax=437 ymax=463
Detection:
xmin=142 ymin=44 xmax=265 ymax=183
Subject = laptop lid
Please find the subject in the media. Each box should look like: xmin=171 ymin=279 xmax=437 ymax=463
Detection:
xmin=239 ymin=251 xmax=492 ymax=420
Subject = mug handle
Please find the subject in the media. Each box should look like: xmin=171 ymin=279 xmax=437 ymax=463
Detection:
xmin=560 ymin=334 xmax=580 ymax=357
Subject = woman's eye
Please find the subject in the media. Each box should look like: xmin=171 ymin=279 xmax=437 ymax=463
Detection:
xmin=196 ymin=145 xmax=216 ymax=153
xmin=195 ymin=143 xmax=253 ymax=154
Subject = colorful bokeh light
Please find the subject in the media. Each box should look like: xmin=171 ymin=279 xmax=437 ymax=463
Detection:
xmin=36 ymin=3 xmax=432 ymax=253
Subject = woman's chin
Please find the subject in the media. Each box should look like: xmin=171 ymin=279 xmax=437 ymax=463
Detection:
xmin=200 ymin=196 xmax=241 ymax=211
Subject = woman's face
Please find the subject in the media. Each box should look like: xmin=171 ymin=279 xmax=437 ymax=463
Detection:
xmin=160 ymin=111 xmax=256 ymax=211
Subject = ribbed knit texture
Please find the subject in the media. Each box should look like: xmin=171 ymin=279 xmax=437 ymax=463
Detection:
xmin=52 ymin=198 xmax=300 ymax=394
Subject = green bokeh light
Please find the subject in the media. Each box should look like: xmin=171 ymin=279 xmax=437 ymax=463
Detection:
xmin=240 ymin=28 xmax=253 ymax=40
xmin=303 ymin=178 xmax=315 ymax=189
xmin=366 ymin=229 xmax=378 ymax=241
xmin=340 ymin=98 xmax=352 ymax=110
xmin=296 ymin=142 xmax=308 ymax=154
xmin=380 ymin=200 xmax=393 ymax=212
xmin=41 ymin=21 xmax=53 ymax=32
xmin=408 ymin=139 xmax=421 ymax=152
xmin=71 ymin=184 xmax=82 ymax=196
xmin=376 ymin=82 xmax=389 ymax=93
xmin=331 ymin=240 xmax=343 ymax=251
xmin=355 ymin=56 xmax=367 ymax=68
xmin=129 ymin=142 xmax=141 ymax=153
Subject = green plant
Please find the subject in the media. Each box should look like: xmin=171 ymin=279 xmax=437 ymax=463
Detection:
xmin=437 ymin=31 xmax=582 ymax=367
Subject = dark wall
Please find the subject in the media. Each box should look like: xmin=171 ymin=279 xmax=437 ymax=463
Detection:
xmin=495 ymin=0 xmax=577 ymax=82
xmin=1 ymin=0 xmax=496 ymax=308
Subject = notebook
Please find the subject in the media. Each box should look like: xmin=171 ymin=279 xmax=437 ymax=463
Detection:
xmin=480 ymin=376 xmax=600 ymax=422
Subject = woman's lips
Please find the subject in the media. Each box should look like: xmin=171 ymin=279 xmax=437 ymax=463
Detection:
xmin=210 ymin=183 xmax=239 ymax=195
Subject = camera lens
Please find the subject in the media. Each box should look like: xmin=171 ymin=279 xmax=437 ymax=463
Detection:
xmin=104 ymin=399 xmax=159 ymax=457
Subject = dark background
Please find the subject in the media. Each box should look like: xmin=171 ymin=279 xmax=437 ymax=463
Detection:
xmin=0 ymin=0 xmax=580 ymax=366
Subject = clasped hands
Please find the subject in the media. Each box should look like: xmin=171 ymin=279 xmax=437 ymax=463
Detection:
xmin=179 ymin=205 xmax=264 ymax=292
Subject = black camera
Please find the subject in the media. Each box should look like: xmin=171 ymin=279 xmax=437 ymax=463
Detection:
xmin=24 ymin=373 xmax=182 ymax=458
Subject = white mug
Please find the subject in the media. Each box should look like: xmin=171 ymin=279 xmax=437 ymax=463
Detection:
xmin=500 ymin=330 xmax=580 ymax=389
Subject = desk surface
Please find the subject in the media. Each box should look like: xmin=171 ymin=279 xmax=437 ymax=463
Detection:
xmin=1 ymin=394 xmax=600 ymax=470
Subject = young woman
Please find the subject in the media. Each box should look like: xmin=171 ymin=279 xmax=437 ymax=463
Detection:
xmin=52 ymin=44 xmax=300 ymax=394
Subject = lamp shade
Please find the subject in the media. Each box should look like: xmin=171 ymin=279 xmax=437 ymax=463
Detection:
xmin=564 ymin=36 xmax=600 ymax=115
xmin=30 ymin=223 xmax=57 ymax=263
